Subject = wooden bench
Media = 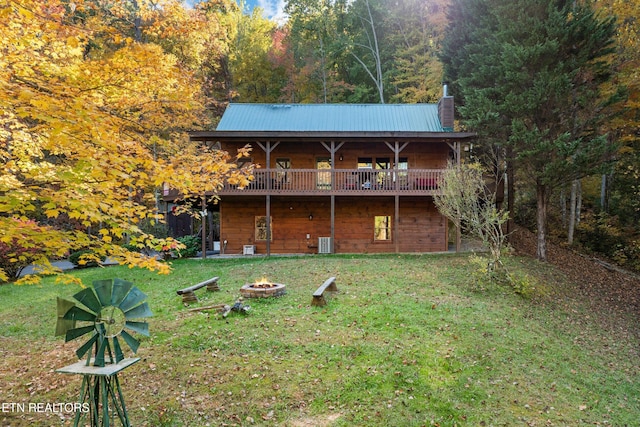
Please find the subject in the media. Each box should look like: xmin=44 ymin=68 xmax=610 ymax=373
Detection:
xmin=311 ymin=277 xmax=338 ymax=307
xmin=176 ymin=277 xmax=220 ymax=303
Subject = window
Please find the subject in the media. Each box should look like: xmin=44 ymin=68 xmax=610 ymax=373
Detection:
xmin=255 ymin=216 xmax=272 ymax=241
xmin=357 ymin=158 xmax=373 ymax=189
xmin=237 ymin=156 xmax=253 ymax=170
xmin=275 ymin=158 xmax=290 ymax=185
xmin=374 ymin=216 xmax=392 ymax=241
xmin=276 ymin=158 xmax=291 ymax=169
xmin=375 ymin=158 xmax=391 ymax=188
xmin=316 ymin=157 xmax=331 ymax=189
xmin=357 ymin=157 xmax=372 ymax=169
xmin=397 ymin=157 xmax=409 ymax=188
xmin=397 ymin=157 xmax=408 ymax=170
xmin=376 ymin=158 xmax=390 ymax=170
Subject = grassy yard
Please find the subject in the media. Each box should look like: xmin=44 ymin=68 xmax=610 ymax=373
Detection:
xmin=0 ymin=253 xmax=638 ymax=426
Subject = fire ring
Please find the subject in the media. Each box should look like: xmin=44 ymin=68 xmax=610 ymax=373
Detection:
xmin=240 ymin=282 xmax=286 ymax=298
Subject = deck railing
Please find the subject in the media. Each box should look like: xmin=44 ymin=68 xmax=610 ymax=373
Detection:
xmin=219 ymin=168 xmax=444 ymax=195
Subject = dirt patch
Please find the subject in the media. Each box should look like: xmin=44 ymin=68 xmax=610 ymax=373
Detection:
xmin=287 ymin=413 xmax=342 ymax=427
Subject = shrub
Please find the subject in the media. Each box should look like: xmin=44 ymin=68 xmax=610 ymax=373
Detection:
xmin=468 ymin=254 xmax=539 ymax=298
xmin=0 ymin=219 xmax=49 ymax=281
xmin=69 ymin=249 xmax=104 ymax=268
xmin=176 ymin=235 xmax=201 ymax=258
xmin=576 ymin=212 xmax=640 ymax=273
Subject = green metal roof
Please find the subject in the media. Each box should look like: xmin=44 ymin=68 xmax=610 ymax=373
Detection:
xmin=216 ymin=103 xmax=446 ymax=132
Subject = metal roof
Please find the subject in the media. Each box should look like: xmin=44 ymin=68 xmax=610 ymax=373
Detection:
xmin=216 ymin=103 xmax=446 ymax=132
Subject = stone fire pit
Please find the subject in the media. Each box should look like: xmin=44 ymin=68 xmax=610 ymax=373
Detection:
xmin=240 ymin=280 xmax=286 ymax=298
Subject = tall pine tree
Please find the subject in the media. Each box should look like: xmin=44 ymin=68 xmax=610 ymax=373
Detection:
xmin=441 ymin=0 xmax=617 ymax=261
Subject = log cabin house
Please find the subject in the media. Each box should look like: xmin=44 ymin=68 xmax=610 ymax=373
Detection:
xmin=167 ymin=91 xmax=475 ymax=255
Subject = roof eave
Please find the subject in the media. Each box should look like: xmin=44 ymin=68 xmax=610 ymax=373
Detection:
xmin=189 ymin=130 xmax=477 ymax=143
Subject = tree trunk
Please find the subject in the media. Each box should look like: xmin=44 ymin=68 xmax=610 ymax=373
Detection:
xmin=506 ymin=151 xmax=515 ymax=235
xmin=567 ymin=179 xmax=578 ymax=245
xmin=560 ymin=187 xmax=567 ymax=229
xmin=536 ymin=181 xmax=548 ymax=262
xmin=600 ymin=173 xmax=607 ymax=212
xmin=319 ymin=38 xmax=328 ymax=103
xmin=365 ymin=0 xmax=384 ymax=103
xmin=576 ymin=180 xmax=582 ymax=225
xmin=349 ymin=0 xmax=384 ymax=103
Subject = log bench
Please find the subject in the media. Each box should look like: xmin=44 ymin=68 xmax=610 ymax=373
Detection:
xmin=176 ymin=277 xmax=220 ymax=303
xmin=311 ymin=277 xmax=338 ymax=307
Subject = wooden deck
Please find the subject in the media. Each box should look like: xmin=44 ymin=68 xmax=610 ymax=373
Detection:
xmin=218 ymin=169 xmax=443 ymax=196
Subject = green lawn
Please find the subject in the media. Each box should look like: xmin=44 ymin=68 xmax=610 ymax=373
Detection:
xmin=0 ymin=254 xmax=638 ymax=426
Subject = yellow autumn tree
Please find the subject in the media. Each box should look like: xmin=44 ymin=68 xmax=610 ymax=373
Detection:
xmin=0 ymin=0 xmax=249 ymax=283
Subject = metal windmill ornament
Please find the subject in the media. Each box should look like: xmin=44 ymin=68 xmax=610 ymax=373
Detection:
xmin=56 ymin=278 xmax=152 ymax=366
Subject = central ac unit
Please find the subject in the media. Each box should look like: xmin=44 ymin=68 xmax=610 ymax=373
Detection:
xmin=318 ymin=237 xmax=332 ymax=254
xmin=243 ymin=245 xmax=255 ymax=255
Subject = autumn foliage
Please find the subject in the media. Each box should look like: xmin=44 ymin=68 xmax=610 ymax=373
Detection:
xmin=0 ymin=0 xmax=249 ymax=282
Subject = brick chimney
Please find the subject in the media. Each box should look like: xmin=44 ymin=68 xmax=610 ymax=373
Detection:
xmin=438 ymin=84 xmax=454 ymax=132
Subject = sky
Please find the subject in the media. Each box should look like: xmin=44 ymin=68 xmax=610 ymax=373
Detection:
xmin=248 ymin=0 xmax=287 ymax=23
xmin=185 ymin=0 xmax=287 ymax=23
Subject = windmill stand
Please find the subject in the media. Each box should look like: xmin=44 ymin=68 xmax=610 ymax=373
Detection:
xmin=55 ymin=278 xmax=152 ymax=427
xmin=57 ymin=358 xmax=139 ymax=427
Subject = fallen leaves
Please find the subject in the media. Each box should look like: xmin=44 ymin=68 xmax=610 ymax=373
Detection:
xmin=510 ymin=226 xmax=640 ymax=339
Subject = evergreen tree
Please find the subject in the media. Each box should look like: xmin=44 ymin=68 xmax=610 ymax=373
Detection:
xmin=440 ymin=0 xmax=617 ymax=261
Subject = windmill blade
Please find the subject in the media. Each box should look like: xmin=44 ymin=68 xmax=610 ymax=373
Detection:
xmin=124 ymin=302 xmax=153 ymax=319
xmin=94 ymin=336 xmax=108 ymax=367
xmin=63 ymin=305 xmax=96 ymax=322
xmin=65 ymin=325 xmax=95 ymax=342
xmin=56 ymin=297 xmax=76 ymax=317
xmin=118 ymin=287 xmax=147 ymax=312
xmin=55 ymin=297 xmax=77 ymax=337
xmin=93 ymin=279 xmax=113 ymax=307
xmin=111 ymin=279 xmax=133 ymax=306
xmin=73 ymin=288 xmax=102 ymax=313
xmin=124 ymin=321 xmax=149 ymax=336
xmin=112 ymin=336 xmax=125 ymax=363
xmin=120 ymin=330 xmax=140 ymax=354
xmin=75 ymin=333 xmax=99 ymax=359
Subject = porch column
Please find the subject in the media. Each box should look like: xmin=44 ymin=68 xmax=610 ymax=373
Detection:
xmin=385 ymin=141 xmax=409 ymax=254
xmin=201 ymin=196 xmax=207 ymax=259
xmin=266 ymin=194 xmax=270 ymax=256
xmin=456 ymin=141 xmax=461 ymax=253
xmin=257 ymin=141 xmax=280 ymax=257
xmin=395 ymin=194 xmax=399 ymax=253
xmin=266 ymin=142 xmax=271 ymax=256
xmin=445 ymin=141 xmax=462 ymax=252
xmin=331 ymin=195 xmax=335 ymax=254
xmin=394 ymin=142 xmax=400 ymax=253
xmin=330 ymin=142 xmax=336 ymax=253
xmin=321 ymin=141 xmax=344 ymax=254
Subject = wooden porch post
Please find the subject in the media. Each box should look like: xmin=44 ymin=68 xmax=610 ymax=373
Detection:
xmin=321 ymin=141 xmax=344 ymax=254
xmin=266 ymin=142 xmax=271 ymax=256
xmin=331 ymin=195 xmax=335 ymax=254
xmin=257 ymin=141 xmax=280 ymax=257
xmin=331 ymin=142 xmax=338 ymax=253
xmin=385 ymin=141 xmax=409 ymax=254
xmin=394 ymin=142 xmax=400 ymax=253
xmin=266 ymin=194 xmax=270 ymax=256
xmin=201 ymin=196 xmax=206 ymax=259
xmin=456 ymin=141 xmax=461 ymax=253
xmin=395 ymin=194 xmax=399 ymax=253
